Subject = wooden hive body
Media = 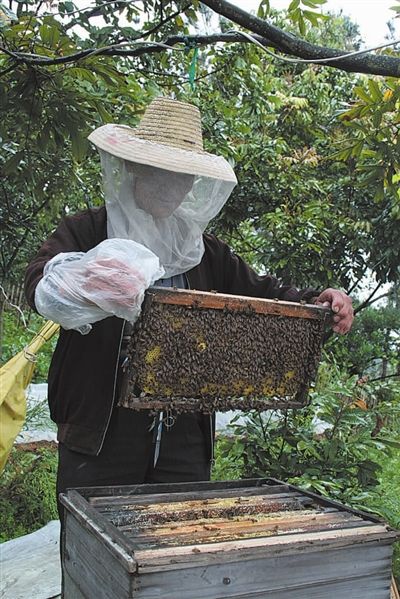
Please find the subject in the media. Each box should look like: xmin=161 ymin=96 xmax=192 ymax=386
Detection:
xmin=60 ymin=479 xmax=399 ymax=598
xmin=119 ymin=288 xmax=331 ymax=412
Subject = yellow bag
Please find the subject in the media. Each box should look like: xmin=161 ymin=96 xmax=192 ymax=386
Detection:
xmin=0 ymin=320 xmax=59 ymax=472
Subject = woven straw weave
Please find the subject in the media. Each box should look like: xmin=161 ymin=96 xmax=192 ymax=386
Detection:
xmin=134 ymin=97 xmax=204 ymax=152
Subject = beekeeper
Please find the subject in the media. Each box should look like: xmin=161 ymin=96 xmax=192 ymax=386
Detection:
xmin=24 ymin=97 xmax=353 ymax=520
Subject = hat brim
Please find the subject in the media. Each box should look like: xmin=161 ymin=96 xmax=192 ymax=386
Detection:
xmin=88 ymin=124 xmax=237 ymax=184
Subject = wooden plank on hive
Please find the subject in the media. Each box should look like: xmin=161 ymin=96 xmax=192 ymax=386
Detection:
xmin=136 ymin=542 xmax=393 ymax=598
xmin=121 ymin=512 xmax=373 ymax=549
xmin=64 ymin=514 xmax=136 ymax=598
xmin=229 ymin=576 xmax=391 ymax=599
xmin=77 ymin=478 xmax=276 ymax=499
xmin=120 ymin=509 xmax=352 ymax=536
xmin=134 ymin=524 xmax=392 ymax=564
xmin=99 ymin=495 xmax=315 ymax=528
xmin=88 ymin=484 xmax=292 ymax=508
xmin=267 ymin=477 xmax=389 ymax=523
xmin=98 ymin=493 xmax=310 ymax=513
xmin=60 ymin=490 xmax=137 ymax=570
xmin=63 ymin=570 xmax=87 ymax=599
xmin=95 ymin=492 xmax=308 ymax=510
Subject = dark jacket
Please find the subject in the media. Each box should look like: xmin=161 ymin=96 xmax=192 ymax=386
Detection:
xmin=24 ymin=206 xmax=316 ymax=456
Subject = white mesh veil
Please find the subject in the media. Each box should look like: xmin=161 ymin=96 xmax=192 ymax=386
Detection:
xmin=99 ymin=150 xmax=237 ymax=278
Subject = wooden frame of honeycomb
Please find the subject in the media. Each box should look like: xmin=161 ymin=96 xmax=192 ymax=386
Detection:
xmin=118 ymin=287 xmax=331 ymax=412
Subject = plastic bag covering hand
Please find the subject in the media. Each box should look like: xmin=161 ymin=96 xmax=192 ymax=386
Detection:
xmin=34 ymin=239 xmax=165 ymax=333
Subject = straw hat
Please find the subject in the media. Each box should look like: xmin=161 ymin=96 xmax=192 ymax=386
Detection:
xmin=88 ymin=97 xmax=237 ymax=183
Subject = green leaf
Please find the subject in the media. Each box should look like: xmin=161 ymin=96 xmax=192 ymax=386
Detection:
xmin=91 ymin=63 xmax=121 ymax=86
xmin=288 ymin=0 xmax=300 ymax=12
xmin=175 ymin=15 xmax=184 ymax=27
xmin=64 ymin=2 xmax=75 ymax=14
xmin=354 ymin=86 xmax=372 ymax=104
xmin=371 ymin=110 xmax=383 ymax=129
xmin=92 ymin=101 xmax=112 ymax=122
xmin=257 ymin=0 xmax=270 ymax=18
xmin=39 ymin=23 xmax=59 ymax=47
xmin=298 ymin=13 xmax=306 ymax=35
xmin=392 ymin=172 xmax=400 ymax=184
xmin=367 ymin=79 xmax=382 ymax=103
xmin=302 ymin=0 xmax=327 ymax=6
xmin=66 ymin=67 xmax=97 ymax=84
xmin=39 ymin=24 xmax=50 ymax=44
xmin=352 ymin=140 xmax=364 ymax=158
xmin=303 ymin=10 xmax=322 ymax=26
xmin=70 ymin=131 xmax=88 ymax=162
xmin=330 ymin=145 xmax=354 ymax=161
xmin=58 ymin=1 xmax=75 ymax=15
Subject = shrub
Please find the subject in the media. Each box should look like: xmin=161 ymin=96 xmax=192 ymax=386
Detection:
xmin=0 ymin=445 xmax=58 ymax=542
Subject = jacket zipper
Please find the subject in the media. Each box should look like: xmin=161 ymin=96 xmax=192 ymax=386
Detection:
xmin=185 ymin=272 xmax=215 ymax=469
xmin=96 ymin=319 xmax=125 ymax=455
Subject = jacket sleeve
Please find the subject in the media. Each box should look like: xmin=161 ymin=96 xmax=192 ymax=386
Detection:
xmin=206 ymin=234 xmax=318 ymax=303
xmin=24 ymin=208 xmax=106 ymax=311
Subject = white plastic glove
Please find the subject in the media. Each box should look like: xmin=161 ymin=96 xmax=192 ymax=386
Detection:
xmin=35 ymin=238 xmax=164 ymax=334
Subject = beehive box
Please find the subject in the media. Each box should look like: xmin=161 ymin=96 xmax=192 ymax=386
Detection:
xmin=60 ymin=479 xmax=399 ymax=599
xmin=119 ymin=287 xmax=331 ymax=412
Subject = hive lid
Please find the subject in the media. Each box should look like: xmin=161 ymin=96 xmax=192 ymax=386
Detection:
xmin=119 ymin=287 xmax=331 ymax=412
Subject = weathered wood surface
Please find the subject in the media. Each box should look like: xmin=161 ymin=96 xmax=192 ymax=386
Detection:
xmin=268 ymin=477 xmax=385 ymax=523
xmin=134 ymin=542 xmax=393 ymax=599
xmin=77 ymin=478 xmax=274 ymax=498
xmin=77 ymin=477 xmax=387 ymax=526
xmin=120 ymin=511 xmax=372 ymax=549
xmin=2 ymin=516 xmax=398 ymax=599
xmin=97 ymin=493 xmax=315 ymax=528
xmin=63 ymin=512 xmax=136 ymax=599
xmin=60 ymin=490 xmax=137 ymax=569
xmin=62 ymin=479 xmax=399 ymax=599
xmin=134 ymin=524 xmax=392 ymax=564
xmin=62 ymin=570 xmax=86 ymax=599
xmin=147 ymin=287 xmax=329 ymax=320
xmin=88 ymin=484 xmax=293 ymax=507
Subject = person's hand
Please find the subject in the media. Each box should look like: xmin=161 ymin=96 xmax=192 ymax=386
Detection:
xmin=82 ymin=257 xmax=146 ymax=309
xmin=315 ymin=288 xmax=354 ymax=334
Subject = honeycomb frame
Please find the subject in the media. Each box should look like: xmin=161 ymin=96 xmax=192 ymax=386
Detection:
xmin=118 ymin=287 xmax=331 ymax=413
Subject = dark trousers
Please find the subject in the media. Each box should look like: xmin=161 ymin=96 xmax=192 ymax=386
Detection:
xmin=57 ymin=406 xmax=211 ymax=524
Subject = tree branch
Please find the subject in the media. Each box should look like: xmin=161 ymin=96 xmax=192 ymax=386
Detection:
xmin=1 ymin=0 xmax=400 ymax=75
xmin=200 ymin=0 xmax=400 ymax=77
xmin=356 ymin=292 xmax=393 ymax=311
xmin=354 ymin=282 xmax=383 ymax=314
xmin=0 ymin=32 xmax=279 ymax=66
xmin=138 ymin=2 xmax=192 ymax=40
xmin=367 ymin=373 xmax=400 ymax=384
